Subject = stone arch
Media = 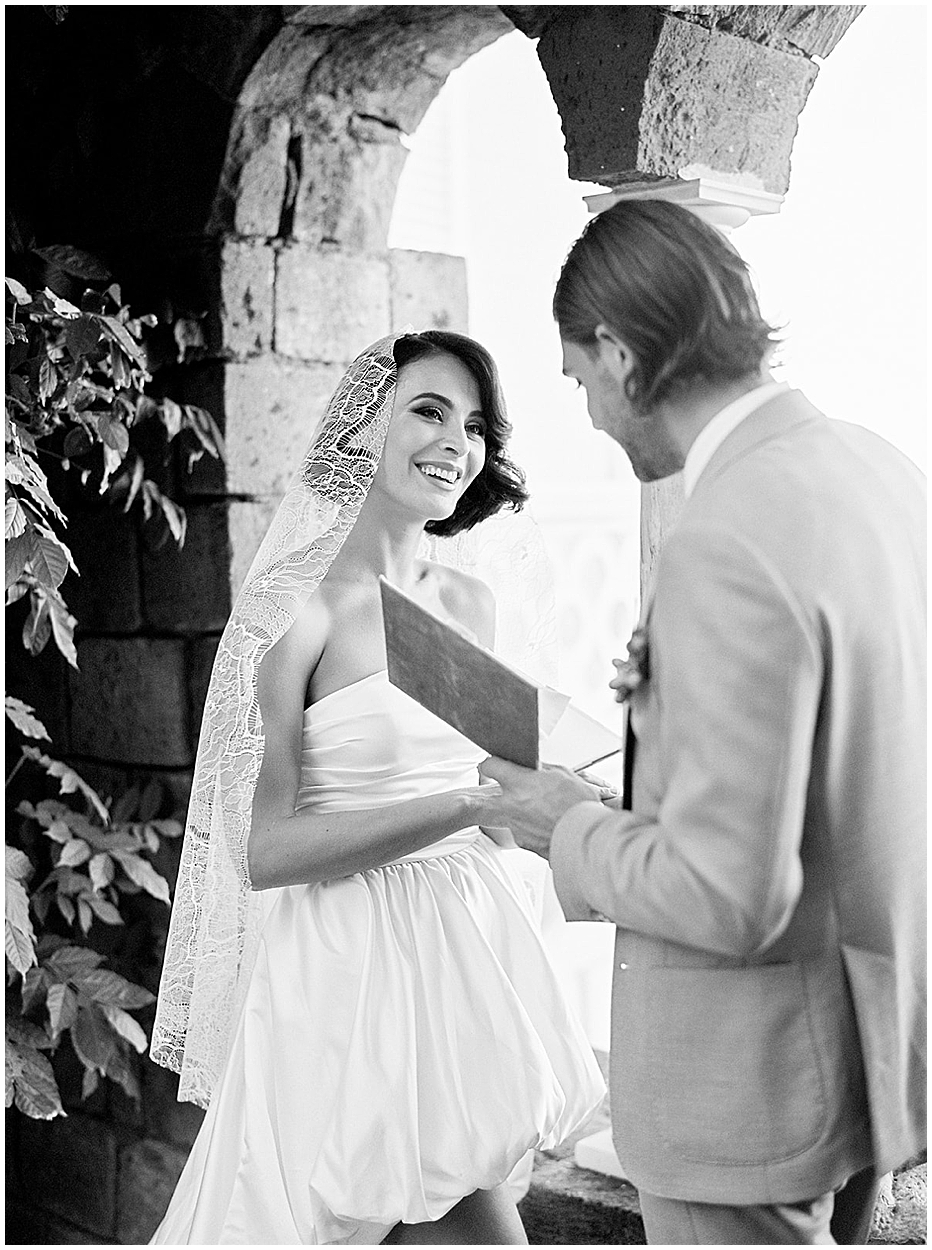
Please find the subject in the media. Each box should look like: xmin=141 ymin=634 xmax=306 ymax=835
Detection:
xmin=200 ymin=6 xmax=513 ymax=594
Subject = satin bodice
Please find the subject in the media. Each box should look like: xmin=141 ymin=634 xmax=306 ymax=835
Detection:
xmin=296 ymin=670 xmax=485 ymax=860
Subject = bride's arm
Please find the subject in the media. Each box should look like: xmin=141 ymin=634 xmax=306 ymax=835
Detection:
xmin=246 ymin=603 xmax=497 ymax=891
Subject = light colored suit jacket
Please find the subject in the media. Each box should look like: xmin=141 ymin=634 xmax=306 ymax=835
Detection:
xmin=551 ymin=390 xmax=926 ymax=1204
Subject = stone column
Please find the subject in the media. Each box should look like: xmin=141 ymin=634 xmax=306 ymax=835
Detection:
xmin=504 ymin=2 xmax=863 ymax=596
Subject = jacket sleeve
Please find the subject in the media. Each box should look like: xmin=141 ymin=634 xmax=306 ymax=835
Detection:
xmin=550 ymin=523 xmax=823 ymax=958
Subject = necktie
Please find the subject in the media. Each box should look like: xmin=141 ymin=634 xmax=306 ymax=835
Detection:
xmin=622 ymin=706 xmax=636 ymax=811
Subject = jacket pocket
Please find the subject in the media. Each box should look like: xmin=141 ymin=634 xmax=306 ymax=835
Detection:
xmin=646 ymin=963 xmax=827 ymax=1166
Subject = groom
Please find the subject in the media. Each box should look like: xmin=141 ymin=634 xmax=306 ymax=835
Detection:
xmin=481 ymin=200 xmax=926 ymax=1244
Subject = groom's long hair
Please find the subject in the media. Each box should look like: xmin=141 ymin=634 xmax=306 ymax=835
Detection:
xmin=553 ymin=199 xmax=780 ymax=412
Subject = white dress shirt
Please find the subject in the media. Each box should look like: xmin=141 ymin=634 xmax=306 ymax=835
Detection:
xmin=682 ymin=381 xmax=790 ymax=498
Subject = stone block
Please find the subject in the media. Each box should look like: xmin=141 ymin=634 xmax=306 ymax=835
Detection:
xmin=292 ymin=131 xmax=408 ymax=252
xmin=232 ymin=113 xmax=292 ymax=237
xmin=69 ymin=638 xmax=192 ymax=768
xmin=537 ymin=7 xmax=817 ymax=193
xmin=660 ymin=5 xmax=863 ymax=59
xmin=228 ymin=497 xmax=281 ymax=599
xmin=143 ymin=1057 xmax=206 ymax=1150
xmin=187 ymin=633 xmax=222 ymax=748
xmin=274 ymin=245 xmax=391 ymax=363
xmin=61 ymin=510 xmax=143 ymax=633
xmin=141 ymin=503 xmax=232 ymax=633
xmin=223 ymin=356 xmax=344 ymax=497
xmin=16 ymin=1112 xmax=120 ymax=1240
xmin=116 ymin=1137 xmax=188 ymax=1244
xmin=220 ymin=237 xmax=276 ymax=356
xmin=389 ymin=249 xmax=469 ymax=333
xmin=869 ymin=1162 xmax=928 ymax=1245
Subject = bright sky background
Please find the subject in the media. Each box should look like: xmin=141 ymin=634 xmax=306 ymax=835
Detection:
xmin=392 ymin=3 xmax=927 ymax=479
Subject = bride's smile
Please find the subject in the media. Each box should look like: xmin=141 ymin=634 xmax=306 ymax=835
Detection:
xmin=371 ymin=352 xmax=487 ymax=519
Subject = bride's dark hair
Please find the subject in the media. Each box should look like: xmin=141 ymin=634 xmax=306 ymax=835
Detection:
xmin=392 ymin=330 xmax=528 ymax=537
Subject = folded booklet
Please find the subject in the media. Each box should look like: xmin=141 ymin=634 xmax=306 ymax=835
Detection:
xmin=379 ymin=576 xmax=623 ymax=772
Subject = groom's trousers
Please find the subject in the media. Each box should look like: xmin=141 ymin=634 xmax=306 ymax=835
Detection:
xmin=638 ymin=1166 xmax=880 ymax=1245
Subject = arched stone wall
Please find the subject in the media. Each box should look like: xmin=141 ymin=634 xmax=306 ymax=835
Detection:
xmin=6 ymin=6 xmax=865 ymax=1243
xmin=203 ymin=5 xmax=513 ymax=595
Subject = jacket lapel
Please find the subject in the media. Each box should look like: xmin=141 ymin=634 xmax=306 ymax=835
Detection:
xmin=622 ymin=390 xmax=826 ymax=811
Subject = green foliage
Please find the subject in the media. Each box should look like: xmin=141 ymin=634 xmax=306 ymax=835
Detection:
xmin=5 ymin=260 xmax=217 ymax=1118
xmin=5 ymin=744 xmax=183 ymax=1119
xmin=5 ymin=274 xmax=224 ymax=667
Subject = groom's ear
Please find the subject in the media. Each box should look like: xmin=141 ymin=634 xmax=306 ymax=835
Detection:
xmin=594 ymin=324 xmax=637 ymax=388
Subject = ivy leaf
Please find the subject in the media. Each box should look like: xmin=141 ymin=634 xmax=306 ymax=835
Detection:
xmin=41 ymin=287 xmax=81 ymax=318
xmin=6 ymin=531 xmax=31 ymax=589
xmin=160 ymin=398 xmax=183 ymax=442
xmin=4 ymin=696 xmax=50 ymax=741
xmin=27 ymin=528 xmax=74 ymax=591
xmin=23 ymin=593 xmax=51 ymax=655
xmin=57 ymin=839 xmax=91 ymax=868
xmin=70 ymin=1002 xmax=117 ymax=1074
xmin=81 ymin=1066 xmax=99 ymax=1100
xmin=5 ymin=277 xmax=32 ymax=305
xmin=21 ymin=749 xmax=109 ymax=822
xmin=5 ymin=844 xmax=33 ymax=882
xmin=21 ymin=967 xmax=48 ymax=1014
xmin=56 ymin=896 xmax=75 ymax=925
xmin=46 ymin=982 xmax=79 ymax=1039
xmin=112 ymin=850 xmax=170 ymax=904
xmin=14 ymin=456 xmax=66 ymax=523
xmin=77 ymin=898 xmax=93 ymax=933
xmin=38 ymin=357 xmax=59 ymax=403
xmin=74 ymin=967 xmax=153 ymax=1010
xmin=5 ymin=498 xmax=27 ymax=539
xmin=184 ymin=404 xmax=225 ymax=460
xmin=135 ymin=396 xmax=158 ymax=424
xmin=109 ymin=344 xmax=133 ymax=391
xmin=64 ymin=315 xmax=102 ymax=360
xmin=44 ymin=587 xmax=79 ymax=668
xmin=42 ymin=819 xmax=73 ymax=844
xmin=100 ymin=315 xmax=146 ymax=367
xmin=88 ymin=853 xmax=114 ymax=893
xmin=159 ymin=494 xmax=186 ymax=547
xmin=116 ymin=455 xmax=144 ymax=514
xmin=100 ymin=1004 xmax=147 ymax=1054
xmin=85 ymin=895 xmax=123 ymax=926
xmin=5 ymin=876 xmax=37 ymax=976
xmin=5 ymin=1039 xmax=65 ymax=1120
xmin=99 ymin=417 xmax=130 ymax=456
xmin=6 ymin=581 xmax=29 ymax=606
xmin=43 ymin=945 xmax=104 ymax=983
xmin=99 ymin=443 xmax=122 ymax=495
xmin=62 ymin=425 xmax=93 ymax=458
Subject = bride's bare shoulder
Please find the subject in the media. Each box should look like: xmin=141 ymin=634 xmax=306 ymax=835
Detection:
xmin=427 ymin=562 xmax=496 ymax=648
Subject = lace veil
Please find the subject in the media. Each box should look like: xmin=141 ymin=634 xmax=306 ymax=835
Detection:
xmin=149 ymin=331 xmax=556 ymax=1108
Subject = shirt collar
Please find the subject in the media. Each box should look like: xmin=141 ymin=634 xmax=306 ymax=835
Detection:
xmin=682 ymin=380 xmax=790 ymax=498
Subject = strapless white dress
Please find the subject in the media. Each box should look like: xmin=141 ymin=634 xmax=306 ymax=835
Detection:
xmin=151 ymin=672 xmax=605 ymax=1245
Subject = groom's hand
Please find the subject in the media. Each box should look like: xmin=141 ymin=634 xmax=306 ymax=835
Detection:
xmin=478 ymin=758 xmax=603 ymax=859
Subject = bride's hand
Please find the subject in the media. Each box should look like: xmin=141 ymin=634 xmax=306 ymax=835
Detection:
xmin=457 ymin=783 xmax=516 ymax=848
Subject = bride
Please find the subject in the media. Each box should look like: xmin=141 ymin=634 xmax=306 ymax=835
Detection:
xmin=148 ymin=329 xmax=605 ymax=1245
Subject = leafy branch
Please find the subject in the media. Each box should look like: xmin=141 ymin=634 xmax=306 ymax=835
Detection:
xmin=5 ymin=255 xmax=214 ymax=1118
xmin=5 ymin=701 xmax=182 ymax=1119
xmin=5 ymin=274 xmax=224 ymax=667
